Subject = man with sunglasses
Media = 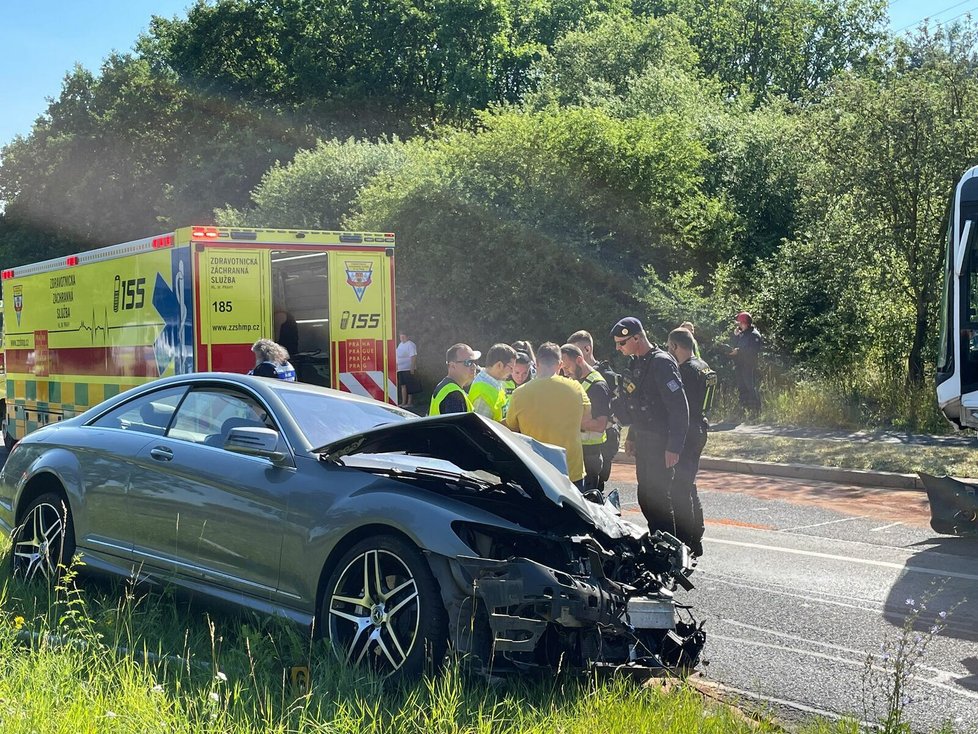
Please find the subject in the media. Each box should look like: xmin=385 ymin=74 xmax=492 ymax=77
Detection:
xmin=429 ymin=343 xmax=480 ymax=416
xmin=610 ymin=317 xmax=689 ymax=541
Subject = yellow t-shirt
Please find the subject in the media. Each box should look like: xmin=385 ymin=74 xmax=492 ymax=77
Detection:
xmin=505 ymin=375 xmax=590 ymax=482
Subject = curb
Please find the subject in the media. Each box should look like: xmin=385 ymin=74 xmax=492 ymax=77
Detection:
xmin=614 ymin=451 xmax=926 ymax=491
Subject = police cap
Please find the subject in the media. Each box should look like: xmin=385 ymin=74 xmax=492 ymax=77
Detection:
xmin=610 ymin=317 xmax=644 ymax=339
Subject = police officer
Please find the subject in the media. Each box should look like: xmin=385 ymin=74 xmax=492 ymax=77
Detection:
xmin=666 ymin=327 xmax=717 ymax=556
xmin=610 ymin=317 xmax=689 ymax=537
xmin=249 ymin=338 xmax=297 ymax=381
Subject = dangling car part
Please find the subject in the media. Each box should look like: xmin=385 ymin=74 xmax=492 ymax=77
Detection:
xmin=0 ymin=374 xmax=704 ymax=679
xmin=919 ymin=472 xmax=978 ymax=536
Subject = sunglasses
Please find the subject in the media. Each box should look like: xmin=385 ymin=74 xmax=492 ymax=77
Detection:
xmin=614 ymin=336 xmax=636 ymax=346
xmin=450 ymin=359 xmax=478 ymax=367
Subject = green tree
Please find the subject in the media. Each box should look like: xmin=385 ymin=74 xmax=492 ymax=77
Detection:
xmin=637 ymin=0 xmax=888 ymax=103
xmin=216 ymin=137 xmax=409 ymax=228
xmin=767 ymin=22 xmax=978 ymax=384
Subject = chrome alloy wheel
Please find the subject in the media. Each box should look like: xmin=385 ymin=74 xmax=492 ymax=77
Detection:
xmin=328 ymin=548 xmax=421 ymax=672
xmin=13 ymin=500 xmax=65 ymax=581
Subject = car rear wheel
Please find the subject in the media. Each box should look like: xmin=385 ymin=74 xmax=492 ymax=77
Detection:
xmin=12 ymin=493 xmax=76 ymax=581
xmin=323 ymin=535 xmax=447 ymax=678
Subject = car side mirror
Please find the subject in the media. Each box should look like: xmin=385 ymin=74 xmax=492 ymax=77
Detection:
xmin=225 ymin=427 xmax=289 ymax=465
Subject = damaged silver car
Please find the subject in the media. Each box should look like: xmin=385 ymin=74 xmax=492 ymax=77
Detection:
xmin=0 ymin=374 xmax=704 ymax=678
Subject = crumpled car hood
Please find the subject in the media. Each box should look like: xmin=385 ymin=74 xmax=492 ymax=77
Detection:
xmin=316 ymin=412 xmax=639 ymax=539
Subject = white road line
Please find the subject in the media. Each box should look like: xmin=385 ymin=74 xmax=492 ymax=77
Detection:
xmin=693 ymin=572 xmax=887 ymax=615
xmin=723 ymin=619 xmax=962 ymax=680
xmin=711 ymin=633 xmax=978 ymax=700
xmin=780 ymin=516 xmax=863 ymax=532
xmin=869 ymin=521 xmax=904 ymax=532
xmin=705 ymin=537 xmax=978 ymax=582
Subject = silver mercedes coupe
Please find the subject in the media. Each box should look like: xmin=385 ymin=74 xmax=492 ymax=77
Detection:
xmin=0 ymin=373 xmax=704 ymax=677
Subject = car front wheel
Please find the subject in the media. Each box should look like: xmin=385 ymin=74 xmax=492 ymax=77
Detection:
xmin=12 ymin=492 xmax=76 ymax=581
xmin=323 ymin=534 xmax=448 ymax=678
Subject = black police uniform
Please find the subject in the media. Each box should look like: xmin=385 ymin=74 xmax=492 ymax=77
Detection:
xmin=674 ymin=356 xmax=715 ymax=556
xmin=615 ymin=347 xmax=689 ymax=537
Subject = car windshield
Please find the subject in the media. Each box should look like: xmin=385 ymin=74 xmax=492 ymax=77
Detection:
xmin=277 ymin=389 xmax=412 ymax=447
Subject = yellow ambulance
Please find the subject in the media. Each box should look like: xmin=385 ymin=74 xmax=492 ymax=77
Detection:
xmin=1 ymin=225 xmax=398 ymax=446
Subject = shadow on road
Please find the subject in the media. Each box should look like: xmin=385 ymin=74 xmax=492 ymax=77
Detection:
xmin=883 ymin=536 xmax=978 ymax=645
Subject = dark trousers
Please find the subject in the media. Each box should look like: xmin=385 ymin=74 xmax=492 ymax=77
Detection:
xmin=673 ymin=428 xmax=706 ymax=554
xmin=632 ymin=428 xmax=676 ymax=536
xmin=599 ymin=425 xmax=620 ymax=489
xmin=583 ymin=443 xmax=605 ymax=490
xmin=735 ymin=362 xmax=761 ymax=412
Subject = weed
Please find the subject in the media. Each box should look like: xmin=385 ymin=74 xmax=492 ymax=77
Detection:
xmin=860 ymin=583 xmax=963 ymax=734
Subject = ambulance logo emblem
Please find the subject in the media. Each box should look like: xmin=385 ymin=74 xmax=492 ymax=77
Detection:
xmin=345 ymin=261 xmax=373 ymax=302
xmin=12 ymin=285 xmax=23 ymax=326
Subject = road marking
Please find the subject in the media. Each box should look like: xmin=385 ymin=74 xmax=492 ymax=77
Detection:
xmin=723 ymin=619 xmax=964 ymax=679
xmin=711 ymin=633 xmax=978 ymax=700
xmin=869 ymin=521 xmax=904 ymax=532
xmin=780 ymin=516 xmax=863 ymax=532
xmin=695 ymin=571 xmax=886 ymax=614
xmin=705 ymin=537 xmax=978 ymax=582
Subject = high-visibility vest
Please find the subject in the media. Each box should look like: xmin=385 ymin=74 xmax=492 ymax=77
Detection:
xmin=429 ymin=380 xmax=473 ymax=416
xmin=503 ymin=378 xmax=517 ymax=397
xmin=579 ymin=369 xmax=608 ymax=445
xmin=469 ymin=377 xmax=507 ymax=421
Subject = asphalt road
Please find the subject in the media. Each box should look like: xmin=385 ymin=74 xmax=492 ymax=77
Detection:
xmin=606 ymin=466 xmax=978 ymax=733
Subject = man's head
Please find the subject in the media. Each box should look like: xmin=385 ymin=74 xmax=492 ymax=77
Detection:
xmin=559 ymin=343 xmax=588 ymax=380
xmin=680 ymin=321 xmax=695 ymax=334
xmin=566 ymin=330 xmax=595 ymax=365
xmin=511 ymin=352 xmax=533 ymax=385
xmin=667 ymin=328 xmax=696 ymax=365
xmin=445 ymin=343 xmax=480 ymax=387
xmin=610 ymin=316 xmax=647 ymax=357
xmin=484 ymin=343 xmax=517 ymax=381
xmin=535 ymin=342 xmax=561 ymax=377
xmin=735 ymin=311 xmax=752 ymax=328
xmin=399 ymin=332 xmax=409 ymax=342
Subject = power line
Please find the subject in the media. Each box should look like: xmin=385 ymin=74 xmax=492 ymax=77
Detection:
xmin=894 ymin=0 xmax=978 ymax=33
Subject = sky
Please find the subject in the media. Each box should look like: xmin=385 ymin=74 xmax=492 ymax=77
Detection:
xmin=0 ymin=0 xmax=969 ymax=151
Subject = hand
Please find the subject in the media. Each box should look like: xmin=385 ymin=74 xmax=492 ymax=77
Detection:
xmin=625 ymin=440 xmax=635 ymax=457
xmin=729 ymin=348 xmax=739 ymax=356
xmin=665 ymin=450 xmax=680 ymax=468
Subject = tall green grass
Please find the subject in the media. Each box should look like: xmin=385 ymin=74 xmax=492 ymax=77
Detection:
xmin=712 ymin=365 xmax=949 ymax=434
xmin=0 ymin=544 xmax=886 ymax=733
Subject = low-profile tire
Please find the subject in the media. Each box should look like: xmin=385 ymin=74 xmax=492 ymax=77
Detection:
xmin=12 ymin=492 xmax=76 ymax=581
xmin=322 ymin=534 xmax=448 ymax=679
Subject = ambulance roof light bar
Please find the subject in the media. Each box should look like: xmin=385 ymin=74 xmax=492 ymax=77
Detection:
xmin=1 ymin=269 xmax=14 ymax=280
xmin=192 ymin=226 xmax=220 ymax=239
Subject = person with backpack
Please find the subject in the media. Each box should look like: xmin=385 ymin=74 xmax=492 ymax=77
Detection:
xmin=666 ymin=327 xmax=716 ymax=557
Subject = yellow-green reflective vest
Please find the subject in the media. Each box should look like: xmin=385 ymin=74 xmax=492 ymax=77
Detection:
xmin=469 ymin=378 xmax=507 ymax=421
xmin=429 ymin=380 xmax=473 ymax=416
xmin=579 ymin=369 xmax=608 ymax=445
xmin=503 ymin=378 xmax=517 ymax=397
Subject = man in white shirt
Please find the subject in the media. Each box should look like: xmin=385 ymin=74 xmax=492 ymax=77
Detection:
xmin=396 ymin=332 xmax=419 ymax=407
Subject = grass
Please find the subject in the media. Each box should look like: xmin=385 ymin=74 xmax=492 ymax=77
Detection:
xmin=705 ymin=432 xmax=978 ymax=478
xmin=0 ymin=543 xmax=880 ymax=734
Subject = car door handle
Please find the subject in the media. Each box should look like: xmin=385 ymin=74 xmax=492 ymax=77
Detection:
xmin=150 ymin=446 xmax=174 ymax=462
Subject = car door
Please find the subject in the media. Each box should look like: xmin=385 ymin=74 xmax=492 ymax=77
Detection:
xmin=79 ymin=385 xmax=189 ymax=560
xmin=127 ymin=385 xmax=293 ymax=597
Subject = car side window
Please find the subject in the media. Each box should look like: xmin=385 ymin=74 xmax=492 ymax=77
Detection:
xmin=167 ymin=388 xmax=275 ymax=448
xmin=89 ymin=386 xmax=188 ymax=436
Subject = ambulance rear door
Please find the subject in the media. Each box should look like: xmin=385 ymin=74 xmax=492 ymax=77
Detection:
xmin=328 ymin=250 xmax=396 ymax=403
xmin=195 ymin=244 xmax=273 ymax=373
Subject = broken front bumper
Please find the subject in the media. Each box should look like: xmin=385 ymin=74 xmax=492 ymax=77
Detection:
xmin=450 ymin=555 xmax=705 ymax=672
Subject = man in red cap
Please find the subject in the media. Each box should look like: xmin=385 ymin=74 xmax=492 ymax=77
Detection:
xmin=728 ymin=311 xmax=763 ymax=418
